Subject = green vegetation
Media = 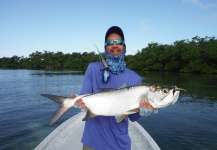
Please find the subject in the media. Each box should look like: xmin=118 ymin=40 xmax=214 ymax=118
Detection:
xmin=1 ymin=36 xmax=216 ymax=74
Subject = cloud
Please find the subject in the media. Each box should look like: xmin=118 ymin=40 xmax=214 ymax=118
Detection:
xmin=139 ymin=19 xmax=152 ymax=32
xmin=127 ymin=47 xmax=140 ymax=55
xmin=84 ymin=44 xmax=94 ymax=51
xmin=199 ymin=12 xmax=217 ymax=21
xmin=182 ymin=0 xmax=217 ymax=9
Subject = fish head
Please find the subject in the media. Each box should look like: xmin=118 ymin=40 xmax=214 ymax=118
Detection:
xmin=147 ymin=85 xmax=184 ymax=108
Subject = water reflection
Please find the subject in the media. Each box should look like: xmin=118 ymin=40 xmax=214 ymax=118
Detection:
xmin=31 ymin=70 xmax=85 ymax=76
xmin=137 ymin=71 xmax=217 ymax=103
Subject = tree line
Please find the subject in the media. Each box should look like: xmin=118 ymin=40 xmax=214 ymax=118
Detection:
xmin=0 ymin=36 xmax=216 ymax=74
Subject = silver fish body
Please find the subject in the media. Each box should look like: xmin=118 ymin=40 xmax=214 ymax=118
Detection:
xmin=41 ymin=84 xmax=183 ymax=126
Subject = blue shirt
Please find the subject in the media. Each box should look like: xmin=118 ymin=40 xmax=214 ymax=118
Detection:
xmin=80 ymin=62 xmax=142 ymax=150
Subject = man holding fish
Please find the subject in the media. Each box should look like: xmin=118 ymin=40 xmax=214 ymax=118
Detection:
xmin=41 ymin=26 xmax=182 ymax=149
xmin=74 ymin=26 xmax=156 ymax=150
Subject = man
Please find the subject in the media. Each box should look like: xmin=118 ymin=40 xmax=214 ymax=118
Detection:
xmin=75 ymin=26 xmax=156 ymax=150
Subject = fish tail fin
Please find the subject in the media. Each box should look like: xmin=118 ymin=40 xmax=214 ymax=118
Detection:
xmin=40 ymin=94 xmax=67 ymax=104
xmin=48 ymin=105 xmax=70 ymax=126
xmin=40 ymin=94 xmax=76 ymax=126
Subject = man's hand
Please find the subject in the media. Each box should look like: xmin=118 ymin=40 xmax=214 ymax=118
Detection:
xmin=70 ymin=94 xmax=88 ymax=110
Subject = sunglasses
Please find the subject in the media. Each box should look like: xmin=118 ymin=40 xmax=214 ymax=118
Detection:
xmin=105 ymin=39 xmax=125 ymax=46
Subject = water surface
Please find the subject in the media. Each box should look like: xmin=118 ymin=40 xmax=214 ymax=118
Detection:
xmin=0 ymin=70 xmax=216 ymax=150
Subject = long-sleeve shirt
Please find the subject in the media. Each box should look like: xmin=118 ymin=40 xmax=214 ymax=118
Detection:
xmin=80 ymin=62 xmax=142 ymax=150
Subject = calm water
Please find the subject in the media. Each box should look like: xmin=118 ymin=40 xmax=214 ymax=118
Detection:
xmin=0 ymin=70 xmax=216 ymax=150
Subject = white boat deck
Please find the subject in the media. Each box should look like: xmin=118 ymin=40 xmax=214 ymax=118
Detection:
xmin=35 ymin=112 xmax=160 ymax=150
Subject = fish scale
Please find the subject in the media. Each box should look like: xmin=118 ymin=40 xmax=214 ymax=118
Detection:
xmin=83 ymin=88 xmax=141 ymax=115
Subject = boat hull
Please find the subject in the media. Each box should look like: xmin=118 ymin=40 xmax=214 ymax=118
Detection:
xmin=35 ymin=112 xmax=160 ymax=150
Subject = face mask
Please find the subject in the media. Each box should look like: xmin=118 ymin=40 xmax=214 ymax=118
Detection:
xmin=105 ymin=49 xmax=126 ymax=75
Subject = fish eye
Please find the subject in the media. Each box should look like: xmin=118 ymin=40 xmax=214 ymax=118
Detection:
xmin=162 ymin=88 xmax=169 ymax=94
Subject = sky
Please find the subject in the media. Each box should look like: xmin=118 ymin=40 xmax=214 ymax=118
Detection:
xmin=0 ymin=0 xmax=217 ymax=58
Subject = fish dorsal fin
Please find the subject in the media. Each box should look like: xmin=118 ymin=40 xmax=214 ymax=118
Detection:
xmin=118 ymin=83 xmax=126 ymax=89
xmin=127 ymin=108 xmax=140 ymax=113
xmin=97 ymin=88 xmax=115 ymax=92
xmin=82 ymin=110 xmax=97 ymax=121
xmin=97 ymin=83 xmax=126 ymax=92
xmin=115 ymin=115 xmax=128 ymax=123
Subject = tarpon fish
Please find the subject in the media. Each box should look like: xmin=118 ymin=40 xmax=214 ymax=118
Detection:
xmin=41 ymin=84 xmax=184 ymax=126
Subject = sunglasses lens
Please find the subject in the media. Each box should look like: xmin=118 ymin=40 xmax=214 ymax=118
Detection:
xmin=116 ymin=39 xmax=124 ymax=45
xmin=105 ymin=39 xmax=124 ymax=46
xmin=106 ymin=40 xmax=114 ymax=46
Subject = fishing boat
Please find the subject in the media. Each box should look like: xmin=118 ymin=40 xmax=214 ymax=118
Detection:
xmin=35 ymin=112 xmax=160 ymax=150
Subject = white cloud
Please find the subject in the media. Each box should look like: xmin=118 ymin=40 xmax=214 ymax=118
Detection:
xmin=199 ymin=12 xmax=217 ymax=20
xmin=182 ymin=0 xmax=217 ymax=9
xmin=127 ymin=47 xmax=140 ymax=55
xmin=84 ymin=44 xmax=94 ymax=51
xmin=139 ymin=19 xmax=152 ymax=32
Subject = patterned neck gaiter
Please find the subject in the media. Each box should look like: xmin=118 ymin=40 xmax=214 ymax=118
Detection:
xmin=105 ymin=49 xmax=126 ymax=75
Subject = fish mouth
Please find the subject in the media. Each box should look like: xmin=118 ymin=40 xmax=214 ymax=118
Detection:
xmin=173 ymin=86 xmax=185 ymax=95
xmin=149 ymin=86 xmax=184 ymax=108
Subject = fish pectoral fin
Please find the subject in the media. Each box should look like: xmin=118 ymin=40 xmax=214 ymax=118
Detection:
xmin=82 ymin=110 xmax=97 ymax=121
xmin=114 ymin=108 xmax=139 ymax=123
xmin=115 ymin=115 xmax=128 ymax=123
xmin=127 ymin=108 xmax=140 ymax=113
